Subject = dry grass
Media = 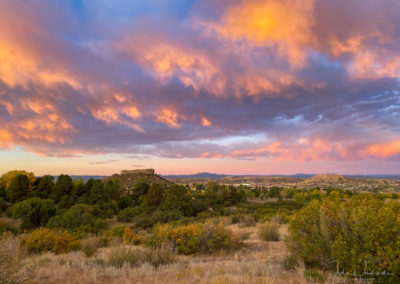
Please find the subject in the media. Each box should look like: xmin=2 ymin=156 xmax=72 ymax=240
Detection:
xmin=258 ymin=221 xmax=280 ymax=242
xmin=0 ymin=233 xmax=29 ymax=284
xmin=10 ymin=224 xmax=347 ymax=284
xmin=81 ymin=237 xmax=101 ymax=258
xmin=25 ymin=249 xmax=308 ymax=284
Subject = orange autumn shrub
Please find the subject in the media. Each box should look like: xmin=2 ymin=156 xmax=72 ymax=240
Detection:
xmin=20 ymin=228 xmax=77 ymax=254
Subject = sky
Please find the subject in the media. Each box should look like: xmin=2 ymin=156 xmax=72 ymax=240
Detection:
xmin=0 ymin=0 xmax=400 ymax=176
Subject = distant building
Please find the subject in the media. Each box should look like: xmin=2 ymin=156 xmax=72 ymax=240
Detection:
xmin=121 ymin=169 xmax=155 ymax=175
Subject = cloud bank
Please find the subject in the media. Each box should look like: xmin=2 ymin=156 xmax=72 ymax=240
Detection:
xmin=0 ymin=0 xmax=400 ymax=165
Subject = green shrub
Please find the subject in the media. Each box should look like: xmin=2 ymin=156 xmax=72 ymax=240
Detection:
xmin=230 ymin=215 xmax=240 ymax=224
xmin=0 ymin=197 xmax=7 ymax=213
xmin=0 ymin=222 xmax=18 ymax=235
xmin=109 ymin=225 xmax=126 ymax=238
xmin=20 ymin=228 xmax=77 ymax=254
xmin=287 ymin=194 xmax=400 ymax=282
xmin=201 ymin=222 xmax=239 ymax=253
xmin=134 ymin=215 xmax=156 ymax=229
xmin=81 ymin=237 xmax=100 ymax=257
xmin=47 ymin=204 xmax=107 ymax=233
xmin=258 ymin=221 xmax=280 ymax=242
xmin=99 ymin=225 xmax=133 ymax=247
xmin=9 ymin=197 xmax=56 ymax=229
xmin=117 ymin=207 xmax=141 ymax=222
xmin=152 ymin=209 xmax=183 ymax=223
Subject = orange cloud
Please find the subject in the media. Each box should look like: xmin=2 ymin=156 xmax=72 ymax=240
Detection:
xmin=0 ymin=112 xmax=76 ymax=146
xmin=91 ymin=107 xmax=119 ymax=125
xmin=201 ymin=116 xmax=211 ymax=127
xmin=361 ymin=141 xmax=400 ymax=158
xmin=0 ymin=129 xmax=12 ymax=147
xmin=198 ymin=0 xmax=315 ymax=66
xmin=0 ymin=7 xmax=82 ymax=90
xmin=21 ymin=99 xmax=55 ymax=115
xmin=123 ymin=42 xmax=225 ymax=96
xmin=218 ymin=138 xmax=353 ymax=161
xmin=113 ymin=93 xmax=127 ymax=103
xmin=122 ymin=106 xmax=141 ymax=119
xmin=0 ymin=38 xmax=81 ymax=89
xmin=329 ymin=35 xmax=400 ymax=80
xmin=156 ymin=107 xmax=182 ymax=128
xmin=90 ymin=104 xmax=143 ymax=132
xmin=0 ymin=99 xmax=15 ymax=114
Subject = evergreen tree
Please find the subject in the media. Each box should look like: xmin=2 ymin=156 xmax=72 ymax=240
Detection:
xmin=52 ymin=174 xmax=74 ymax=203
xmin=89 ymin=181 xmax=104 ymax=204
xmin=35 ymin=175 xmax=54 ymax=199
xmin=144 ymin=183 xmax=165 ymax=208
xmin=7 ymin=174 xmax=30 ymax=203
xmin=131 ymin=179 xmax=149 ymax=201
xmin=104 ymin=179 xmax=122 ymax=200
xmin=162 ymin=184 xmax=194 ymax=216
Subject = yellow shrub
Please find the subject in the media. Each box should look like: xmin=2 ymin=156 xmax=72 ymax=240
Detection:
xmin=147 ymin=222 xmax=240 ymax=255
xmin=123 ymin=227 xmax=143 ymax=245
xmin=172 ymin=224 xmax=204 ymax=255
xmin=146 ymin=224 xmax=173 ymax=247
xmin=20 ymin=228 xmax=76 ymax=254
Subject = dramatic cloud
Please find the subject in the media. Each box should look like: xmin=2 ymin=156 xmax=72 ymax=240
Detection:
xmin=0 ymin=0 xmax=400 ymax=173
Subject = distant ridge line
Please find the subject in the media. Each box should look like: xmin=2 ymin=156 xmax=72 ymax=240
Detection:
xmin=42 ymin=173 xmax=400 ymax=181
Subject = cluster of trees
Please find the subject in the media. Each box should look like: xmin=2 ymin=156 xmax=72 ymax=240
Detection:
xmin=0 ymin=171 xmax=247 ymax=233
xmin=116 ymin=180 xmax=247 ymax=228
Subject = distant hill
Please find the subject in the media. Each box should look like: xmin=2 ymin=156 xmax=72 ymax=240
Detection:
xmin=289 ymin=173 xmax=314 ymax=178
xmin=50 ymin=173 xmax=400 ymax=182
xmin=60 ymin=175 xmax=108 ymax=181
xmin=303 ymin=174 xmax=349 ymax=184
xmin=163 ymin=172 xmax=229 ymax=179
xmin=109 ymin=169 xmax=171 ymax=189
xmin=348 ymin=174 xmax=400 ymax=180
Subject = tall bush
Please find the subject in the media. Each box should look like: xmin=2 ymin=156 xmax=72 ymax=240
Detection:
xmin=287 ymin=194 xmax=400 ymax=282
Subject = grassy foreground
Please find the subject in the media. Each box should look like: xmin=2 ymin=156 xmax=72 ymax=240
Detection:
xmin=2 ymin=224 xmax=346 ymax=284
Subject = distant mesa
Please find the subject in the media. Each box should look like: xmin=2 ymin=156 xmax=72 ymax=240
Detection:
xmin=303 ymin=174 xmax=348 ymax=184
